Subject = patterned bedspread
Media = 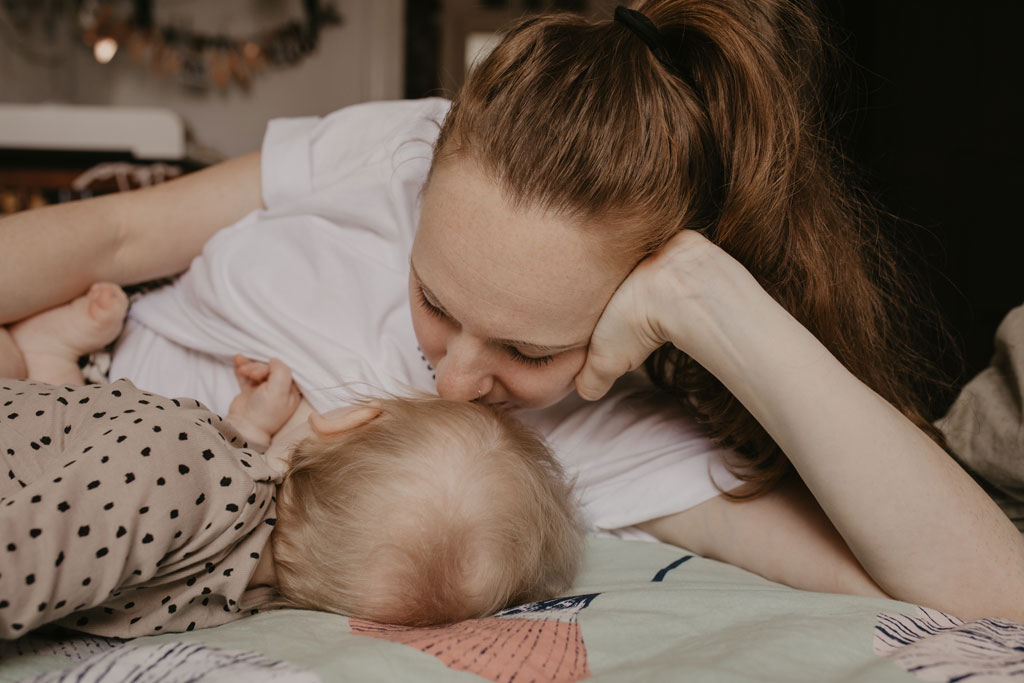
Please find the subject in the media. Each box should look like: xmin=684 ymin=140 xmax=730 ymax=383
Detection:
xmin=14 ymin=299 xmax=1023 ymax=683
xmin=3 ymin=538 xmax=1022 ymax=683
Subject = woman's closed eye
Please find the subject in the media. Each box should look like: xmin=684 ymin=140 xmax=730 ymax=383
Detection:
xmin=505 ymin=346 xmax=554 ymax=367
xmin=416 ymin=285 xmax=554 ymax=367
xmin=415 ymin=285 xmax=451 ymax=322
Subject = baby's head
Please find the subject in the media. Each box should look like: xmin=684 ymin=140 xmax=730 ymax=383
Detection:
xmin=270 ymin=396 xmax=583 ymax=626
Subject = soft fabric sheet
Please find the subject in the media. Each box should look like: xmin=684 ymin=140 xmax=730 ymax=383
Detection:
xmin=4 ymin=537 xmax=1020 ymax=683
xmin=936 ymin=302 xmax=1024 ymax=532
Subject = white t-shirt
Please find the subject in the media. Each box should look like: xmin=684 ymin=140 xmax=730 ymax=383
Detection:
xmin=110 ymin=98 xmax=740 ymax=534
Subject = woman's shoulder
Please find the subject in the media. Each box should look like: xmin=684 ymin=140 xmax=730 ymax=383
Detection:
xmin=313 ymin=97 xmax=451 ymax=165
xmin=517 ymin=372 xmax=742 ymax=530
xmin=268 ymin=97 xmax=450 ymax=162
xmin=261 ymin=97 xmax=449 ymax=212
xmin=322 ymin=97 xmax=451 ymax=127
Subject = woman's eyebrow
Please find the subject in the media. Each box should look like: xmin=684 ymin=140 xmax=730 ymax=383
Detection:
xmin=410 ymin=261 xmax=586 ymax=355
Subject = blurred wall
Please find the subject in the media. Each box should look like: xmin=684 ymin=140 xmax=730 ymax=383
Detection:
xmin=430 ymin=0 xmax=617 ymax=97
xmin=0 ymin=0 xmax=404 ymax=160
xmin=824 ymin=0 xmax=1024 ymax=390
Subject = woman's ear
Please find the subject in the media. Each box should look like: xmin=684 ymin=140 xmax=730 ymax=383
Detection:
xmin=308 ymin=405 xmax=382 ymax=437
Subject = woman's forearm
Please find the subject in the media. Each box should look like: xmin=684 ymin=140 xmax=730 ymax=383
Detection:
xmin=684 ymin=282 xmax=1024 ymax=620
xmin=0 ymin=152 xmax=264 ymax=324
xmin=577 ymin=231 xmax=1023 ymax=617
xmin=0 ymin=193 xmax=123 ymax=323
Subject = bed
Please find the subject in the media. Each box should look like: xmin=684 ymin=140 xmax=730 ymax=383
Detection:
xmin=3 ymin=536 xmax=1021 ymax=682
xmin=5 ymin=305 xmax=1024 ymax=682
xmin=5 ymin=111 xmax=1023 ymax=683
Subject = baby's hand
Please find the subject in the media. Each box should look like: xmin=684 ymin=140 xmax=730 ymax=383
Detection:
xmin=227 ymin=355 xmax=301 ymax=448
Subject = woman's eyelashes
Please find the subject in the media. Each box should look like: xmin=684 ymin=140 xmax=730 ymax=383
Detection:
xmin=505 ymin=346 xmax=555 ymax=368
xmin=415 ymin=286 xmax=555 ymax=367
xmin=416 ymin=285 xmax=450 ymax=322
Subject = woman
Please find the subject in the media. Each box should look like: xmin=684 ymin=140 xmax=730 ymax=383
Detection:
xmin=2 ymin=0 xmax=1022 ymax=621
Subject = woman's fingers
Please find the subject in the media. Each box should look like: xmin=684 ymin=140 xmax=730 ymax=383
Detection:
xmin=575 ymin=231 xmax=723 ymax=400
xmin=575 ymin=323 xmax=660 ymax=400
xmin=575 ymin=265 xmax=664 ymax=401
xmin=574 ymin=347 xmax=635 ymax=401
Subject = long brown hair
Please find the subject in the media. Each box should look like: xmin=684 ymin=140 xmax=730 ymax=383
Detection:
xmin=433 ymin=0 xmax=951 ymax=497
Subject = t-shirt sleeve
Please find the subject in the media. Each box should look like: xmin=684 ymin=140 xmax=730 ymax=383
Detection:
xmin=520 ymin=371 xmax=744 ymax=532
xmin=260 ymin=97 xmax=450 ymax=211
xmin=261 ymin=115 xmax=319 ymax=210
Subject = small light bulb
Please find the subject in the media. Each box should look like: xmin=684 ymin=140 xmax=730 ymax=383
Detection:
xmin=93 ymin=37 xmax=119 ymax=64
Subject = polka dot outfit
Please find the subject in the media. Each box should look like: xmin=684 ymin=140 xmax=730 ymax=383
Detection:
xmin=0 ymin=379 xmax=280 ymax=639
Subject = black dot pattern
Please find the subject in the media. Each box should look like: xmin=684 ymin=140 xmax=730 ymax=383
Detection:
xmin=0 ymin=378 xmax=277 ymax=639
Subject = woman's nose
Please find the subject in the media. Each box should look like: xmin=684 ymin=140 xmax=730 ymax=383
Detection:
xmin=434 ymin=335 xmax=495 ymax=401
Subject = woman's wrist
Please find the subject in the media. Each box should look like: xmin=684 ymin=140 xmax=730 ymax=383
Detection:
xmin=650 ymin=236 xmax=784 ymax=377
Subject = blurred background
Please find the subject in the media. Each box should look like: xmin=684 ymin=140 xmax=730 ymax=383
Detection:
xmin=1 ymin=0 xmax=1021 ymax=404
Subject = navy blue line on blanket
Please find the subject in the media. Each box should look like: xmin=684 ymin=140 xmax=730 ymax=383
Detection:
xmin=651 ymin=555 xmax=693 ymax=582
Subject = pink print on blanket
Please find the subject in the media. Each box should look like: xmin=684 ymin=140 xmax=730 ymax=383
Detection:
xmin=350 ymin=593 xmax=599 ymax=682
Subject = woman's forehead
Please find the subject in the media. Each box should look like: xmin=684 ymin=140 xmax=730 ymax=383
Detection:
xmin=410 ymin=229 xmax=606 ymax=347
xmin=413 ymin=161 xmax=628 ymax=344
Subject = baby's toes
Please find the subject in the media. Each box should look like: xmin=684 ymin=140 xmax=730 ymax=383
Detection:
xmin=87 ymin=283 xmax=129 ymax=324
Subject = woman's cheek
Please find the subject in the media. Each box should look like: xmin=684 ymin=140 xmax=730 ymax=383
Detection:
xmin=504 ymin=349 xmax=587 ymax=410
xmin=410 ymin=308 xmax=447 ymax=367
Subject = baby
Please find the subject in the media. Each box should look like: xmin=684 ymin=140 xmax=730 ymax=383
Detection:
xmin=0 ymin=285 xmax=583 ymax=638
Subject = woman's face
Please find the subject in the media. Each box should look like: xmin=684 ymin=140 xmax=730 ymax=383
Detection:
xmin=410 ymin=158 xmax=632 ymax=411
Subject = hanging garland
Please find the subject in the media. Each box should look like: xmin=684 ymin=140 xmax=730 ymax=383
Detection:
xmin=77 ymin=0 xmax=343 ymax=91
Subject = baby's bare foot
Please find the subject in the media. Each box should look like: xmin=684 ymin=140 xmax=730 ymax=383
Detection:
xmin=0 ymin=327 xmax=27 ymax=379
xmin=10 ymin=283 xmax=128 ymax=384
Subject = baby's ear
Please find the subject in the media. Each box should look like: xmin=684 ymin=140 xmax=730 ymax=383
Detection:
xmin=308 ymin=405 xmax=382 ymax=437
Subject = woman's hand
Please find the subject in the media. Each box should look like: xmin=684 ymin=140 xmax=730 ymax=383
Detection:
xmin=575 ymin=230 xmax=762 ymax=400
xmin=227 ymin=354 xmax=301 ymax=450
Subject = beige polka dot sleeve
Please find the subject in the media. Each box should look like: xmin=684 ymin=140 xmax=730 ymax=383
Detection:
xmin=1 ymin=379 xmax=280 ymax=639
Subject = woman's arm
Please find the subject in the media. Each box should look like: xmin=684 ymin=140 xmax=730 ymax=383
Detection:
xmin=577 ymin=230 xmax=1024 ymax=621
xmin=0 ymin=152 xmax=264 ymax=324
xmin=637 ymin=473 xmax=890 ymax=600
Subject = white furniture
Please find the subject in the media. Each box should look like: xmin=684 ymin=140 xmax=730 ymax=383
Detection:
xmin=0 ymin=103 xmax=185 ymax=160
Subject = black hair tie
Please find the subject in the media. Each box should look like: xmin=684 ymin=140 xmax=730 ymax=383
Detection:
xmin=614 ymin=5 xmax=688 ymax=82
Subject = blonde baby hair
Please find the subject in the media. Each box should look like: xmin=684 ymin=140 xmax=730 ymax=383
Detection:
xmin=270 ymin=396 xmax=583 ymax=626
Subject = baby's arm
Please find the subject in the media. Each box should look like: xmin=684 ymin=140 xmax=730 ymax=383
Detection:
xmin=226 ymin=355 xmax=301 ymax=452
xmin=0 ymin=327 xmax=27 ymax=379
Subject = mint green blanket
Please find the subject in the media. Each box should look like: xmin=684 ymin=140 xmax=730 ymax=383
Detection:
xmin=3 ymin=537 xmax=1020 ymax=682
